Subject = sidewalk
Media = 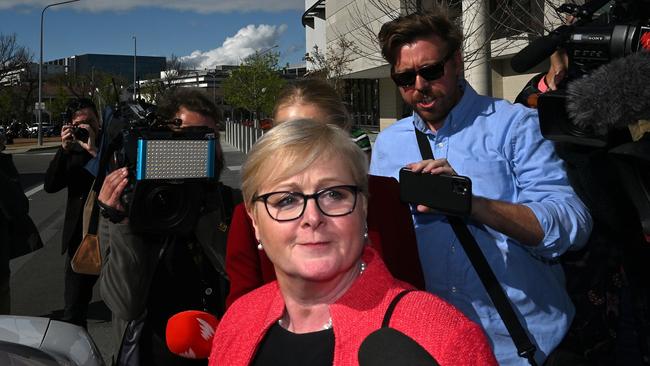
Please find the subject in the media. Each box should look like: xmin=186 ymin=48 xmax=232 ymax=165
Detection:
xmin=3 ymin=137 xmax=61 ymax=154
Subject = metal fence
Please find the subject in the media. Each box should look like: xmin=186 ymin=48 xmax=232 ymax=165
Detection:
xmin=223 ymin=121 xmax=265 ymax=154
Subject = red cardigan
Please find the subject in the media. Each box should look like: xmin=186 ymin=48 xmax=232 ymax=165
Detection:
xmin=225 ymin=175 xmax=425 ymax=307
xmin=210 ymin=248 xmax=497 ymax=366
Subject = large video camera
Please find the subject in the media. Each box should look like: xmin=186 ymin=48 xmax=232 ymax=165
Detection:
xmin=512 ymin=0 xmax=650 ymax=147
xmin=511 ymin=0 xmax=650 ymax=239
xmin=104 ymin=103 xmax=220 ymax=235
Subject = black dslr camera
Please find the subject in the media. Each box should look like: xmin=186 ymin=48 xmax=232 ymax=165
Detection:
xmin=104 ymin=103 xmax=220 ymax=235
xmin=70 ymin=125 xmax=90 ymax=143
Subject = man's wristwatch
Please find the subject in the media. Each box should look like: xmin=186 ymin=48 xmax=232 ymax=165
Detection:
xmin=97 ymin=199 xmax=127 ymax=224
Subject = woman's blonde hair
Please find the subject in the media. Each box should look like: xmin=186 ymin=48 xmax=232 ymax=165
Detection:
xmin=272 ymin=79 xmax=352 ymax=131
xmin=241 ymin=119 xmax=368 ymax=207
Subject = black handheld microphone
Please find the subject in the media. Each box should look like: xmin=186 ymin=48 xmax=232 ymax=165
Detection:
xmin=358 ymin=327 xmax=440 ymax=366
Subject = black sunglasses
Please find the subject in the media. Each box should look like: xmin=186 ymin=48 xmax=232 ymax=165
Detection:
xmin=391 ymin=52 xmax=452 ymax=87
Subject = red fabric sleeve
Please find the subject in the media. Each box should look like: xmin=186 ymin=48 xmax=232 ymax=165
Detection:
xmin=367 ymin=175 xmax=425 ymax=290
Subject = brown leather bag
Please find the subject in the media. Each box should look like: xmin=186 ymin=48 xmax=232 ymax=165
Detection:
xmin=71 ymin=188 xmax=101 ymax=275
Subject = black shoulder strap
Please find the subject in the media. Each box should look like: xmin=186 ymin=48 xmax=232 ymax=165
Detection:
xmin=415 ymin=129 xmax=434 ymax=160
xmin=414 ymin=128 xmax=538 ymax=365
xmin=217 ymin=183 xmax=242 ymax=225
xmin=382 ymin=290 xmax=415 ymax=327
xmin=87 ymin=195 xmax=100 ymax=235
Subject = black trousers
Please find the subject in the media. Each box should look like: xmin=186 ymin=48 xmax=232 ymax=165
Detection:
xmin=63 ymin=248 xmax=98 ymax=328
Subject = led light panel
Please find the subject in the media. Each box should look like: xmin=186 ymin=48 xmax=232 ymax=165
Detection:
xmin=136 ymin=139 xmax=216 ymax=180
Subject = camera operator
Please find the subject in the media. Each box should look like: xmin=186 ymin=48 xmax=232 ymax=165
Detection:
xmin=370 ymin=9 xmax=593 ymax=365
xmin=515 ymin=49 xmax=569 ymax=107
xmin=44 ymin=98 xmax=101 ymax=328
xmin=98 ymin=89 xmax=241 ymax=366
xmin=514 ymin=45 xmax=650 ymax=365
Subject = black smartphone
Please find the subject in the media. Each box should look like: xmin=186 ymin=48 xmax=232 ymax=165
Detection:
xmin=399 ymin=168 xmax=472 ymax=216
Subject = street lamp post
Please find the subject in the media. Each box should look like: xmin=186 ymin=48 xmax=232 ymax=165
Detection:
xmin=38 ymin=0 xmax=81 ymax=146
xmin=133 ymin=36 xmax=137 ymax=101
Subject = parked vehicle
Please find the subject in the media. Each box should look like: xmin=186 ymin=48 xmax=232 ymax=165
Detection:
xmin=259 ymin=118 xmax=273 ymax=130
xmin=6 ymin=121 xmax=29 ymax=139
xmin=0 ymin=315 xmax=106 ymax=366
xmin=28 ymin=123 xmax=57 ymax=137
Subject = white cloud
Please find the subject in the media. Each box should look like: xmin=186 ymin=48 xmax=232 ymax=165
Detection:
xmin=180 ymin=24 xmax=287 ymax=68
xmin=0 ymin=0 xmax=303 ymax=12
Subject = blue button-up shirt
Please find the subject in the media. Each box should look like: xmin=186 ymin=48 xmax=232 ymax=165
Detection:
xmin=369 ymin=82 xmax=592 ymax=365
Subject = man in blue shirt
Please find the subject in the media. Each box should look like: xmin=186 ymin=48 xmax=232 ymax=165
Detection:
xmin=370 ymin=9 xmax=593 ymax=365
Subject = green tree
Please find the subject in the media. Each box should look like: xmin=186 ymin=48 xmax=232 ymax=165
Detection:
xmin=47 ymin=69 xmax=125 ymax=120
xmin=223 ymin=51 xmax=285 ymax=120
xmin=140 ymin=53 xmax=188 ymax=104
xmin=47 ymin=85 xmax=70 ymax=124
xmin=0 ymin=88 xmax=17 ymax=125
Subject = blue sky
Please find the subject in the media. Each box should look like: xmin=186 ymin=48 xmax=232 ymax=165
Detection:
xmin=0 ymin=0 xmax=306 ymax=68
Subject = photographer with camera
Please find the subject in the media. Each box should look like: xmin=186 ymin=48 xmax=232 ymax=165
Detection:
xmin=98 ymin=89 xmax=240 ymax=366
xmin=370 ymin=9 xmax=593 ymax=365
xmin=44 ymin=98 xmax=102 ymax=328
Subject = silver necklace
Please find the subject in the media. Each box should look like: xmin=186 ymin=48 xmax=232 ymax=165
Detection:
xmin=277 ymin=261 xmax=366 ymax=331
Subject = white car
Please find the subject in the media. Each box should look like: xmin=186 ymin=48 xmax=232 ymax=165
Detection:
xmin=28 ymin=123 xmax=56 ymax=137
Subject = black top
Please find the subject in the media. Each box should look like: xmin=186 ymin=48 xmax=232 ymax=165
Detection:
xmin=139 ymin=237 xmax=226 ymax=366
xmin=43 ymin=145 xmax=95 ymax=254
xmin=251 ymin=323 xmax=335 ymax=366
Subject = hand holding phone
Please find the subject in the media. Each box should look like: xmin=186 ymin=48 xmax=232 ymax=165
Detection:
xmin=399 ymin=168 xmax=472 ymax=217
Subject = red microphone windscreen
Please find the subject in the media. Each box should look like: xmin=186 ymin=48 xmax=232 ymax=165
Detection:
xmin=166 ymin=310 xmax=219 ymax=359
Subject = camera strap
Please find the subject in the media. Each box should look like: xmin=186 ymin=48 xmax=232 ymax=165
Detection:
xmin=414 ymin=128 xmax=538 ymax=365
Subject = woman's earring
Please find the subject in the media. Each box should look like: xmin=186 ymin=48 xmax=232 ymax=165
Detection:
xmin=363 ymin=227 xmax=369 ymax=242
xmin=257 ymin=241 xmax=263 ymax=251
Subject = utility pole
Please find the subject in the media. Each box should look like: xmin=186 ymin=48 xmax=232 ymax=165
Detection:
xmin=133 ymin=35 xmax=137 ymax=102
xmin=38 ymin=0 xmax=81 ymax=146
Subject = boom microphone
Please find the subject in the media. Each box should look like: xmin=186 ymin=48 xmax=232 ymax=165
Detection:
xmin=566 ymin=51 xmax=650 ymax=134
xmin=166 ymin=310 xmax=219 ymax=359
xmin=510 ymin=25 xmax=572 ymax=73
xmin=358 ymin=327 xmax=440 ymax=366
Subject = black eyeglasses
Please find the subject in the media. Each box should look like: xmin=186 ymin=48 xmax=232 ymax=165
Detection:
xmin=391 ymin=52 xmax=452 ymax=87
xmin=253 ymin=185 xmax=360 ymax=222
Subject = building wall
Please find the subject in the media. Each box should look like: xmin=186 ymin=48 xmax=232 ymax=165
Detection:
xmin=46 ymin=54 xmax=166 ymax=81
xmin=305 ymin=0 xmax=327 ymax=68
xmin=326 ymin=0 xmax=396 ymax=75
xmin=308 ymin=0 xmax=552 ymax=131
xmin=491 ymin=57 xmax=548 ymax=101
xmin=378 ymin=77 xmax=404 ymax=129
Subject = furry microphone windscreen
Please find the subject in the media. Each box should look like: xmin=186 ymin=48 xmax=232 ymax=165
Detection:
xmin=566 ymin=51 xmax=650 ymax=135
xmin=166 ymin=310 xmax=220 ymax=359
